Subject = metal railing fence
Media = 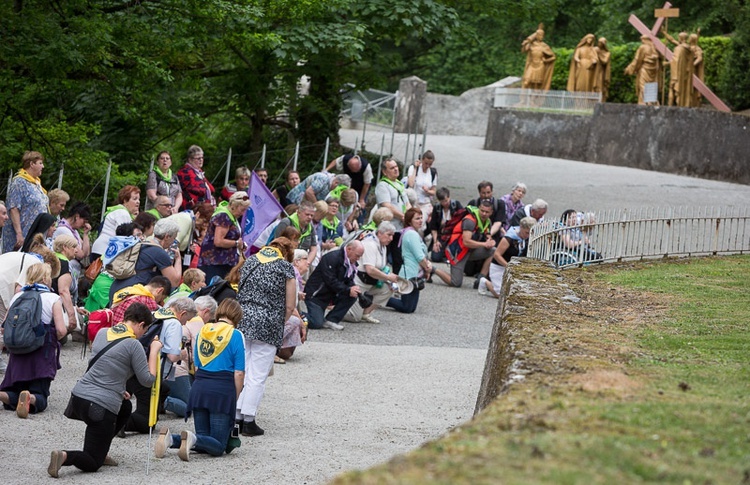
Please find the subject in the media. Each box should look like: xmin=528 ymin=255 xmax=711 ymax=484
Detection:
xmin=494 ymin=88 xmax=601 ymax=114
xmin=527 ymin=206 xmax=750 ymax=268
xmin=341 ymin=89 xmax=398 ymax=127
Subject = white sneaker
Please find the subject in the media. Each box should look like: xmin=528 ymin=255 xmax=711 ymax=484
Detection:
xmin=154 ymin=427 xmax=172 ymax=458
xmin=477 ymin=277 xmax=489 ymax=296
xmin=360 ymin=313 xmax=380 ymax=324
xmin=322 ymin=320 xmax=344 ymax=330
xmin=178 ymin=430 xmax=197 ymax=462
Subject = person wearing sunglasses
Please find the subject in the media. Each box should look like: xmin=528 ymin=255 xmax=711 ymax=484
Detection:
xmin=146 ymin=196 xmax=175 ymax=220
xmin=198 ymin=191 xmax=251 ymax=284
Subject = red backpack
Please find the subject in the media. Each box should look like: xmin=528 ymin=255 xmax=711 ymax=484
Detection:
xmin=87 ymin=308 xmax=114 ymax=344
xmin=439 ymin=208 xmax=470 ymax=247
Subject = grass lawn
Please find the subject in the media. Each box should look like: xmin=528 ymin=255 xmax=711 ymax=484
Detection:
xmin=333 ymin=256 xmax=750 ymax=484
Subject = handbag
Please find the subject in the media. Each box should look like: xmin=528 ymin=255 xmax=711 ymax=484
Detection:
xmin=63 ymin=337 xmax=127 ymax=421
xmin=84 ymin=257 xmax=103 ymax=282
xmin=409 ymin=276 xmax=426 ymax=291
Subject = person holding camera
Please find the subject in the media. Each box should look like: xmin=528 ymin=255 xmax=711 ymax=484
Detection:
xmin=386 ymin=208 xmax=448 ymax=314
xmin=303 ymin=241 xmax=365 ymax=331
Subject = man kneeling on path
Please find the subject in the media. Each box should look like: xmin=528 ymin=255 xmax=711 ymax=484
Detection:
xmin=304 ymin=241 xmax=364 ymax=330
xmin=440 ymin=200 xmax=496 ymax=288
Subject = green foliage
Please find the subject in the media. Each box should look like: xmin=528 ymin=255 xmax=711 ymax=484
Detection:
xmin=718 ymin=3 xmax=750 ymax=110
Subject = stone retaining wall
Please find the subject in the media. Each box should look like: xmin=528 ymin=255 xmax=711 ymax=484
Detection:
xmin=484 ymin=103 xmax=750 ymax=185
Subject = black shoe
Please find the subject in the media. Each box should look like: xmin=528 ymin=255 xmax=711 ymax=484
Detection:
xmin=241 ymin=420 xmax=265 ymax=437
xmin=473 ymin=274 xmax=487 ymax=289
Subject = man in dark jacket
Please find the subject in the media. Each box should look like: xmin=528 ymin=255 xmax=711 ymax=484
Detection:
xmin=304 ymin=241 xmax=364 ymax=330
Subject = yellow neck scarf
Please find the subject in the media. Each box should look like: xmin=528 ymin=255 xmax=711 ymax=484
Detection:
xmin=106 ymin=323 xmax=137 ymax=341
xmin=256 ymin=246 xmax=283 ymax=264
xmin=196 ymin=322 xmax=234 ymax=366
xmin=112 ymin=284 xmax=155 ymax=306
xmin=17 ymin=169 xmax=47 ymax=195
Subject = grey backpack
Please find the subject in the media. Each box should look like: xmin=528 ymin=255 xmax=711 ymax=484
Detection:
xmin=2 ymin=289 xmax=46 ymax=354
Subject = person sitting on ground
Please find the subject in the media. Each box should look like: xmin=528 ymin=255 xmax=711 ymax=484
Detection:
xmin=558 ymin=209 xmax=602 ymax=263
xmin=108 ymin=217 xmax=182 ymax=301
xmin=0 ymin=263 xmax=68 ymax=418
xmin=155 ymin=298 xmax=245 ymax=461
xmin=428 ymin=187 xmax=463 ymax=263
xmin=479 ymin=217 xmax=536 ymax=298
xmin=441 ymin=200 xmax=496 ymax=288
xmin=166 ymin=268 xmax=206 ymax=304
xmin=83 ymin=222 xmax=144 ymax=312
xmin=163 ymin=295 xmax=214 ymax=417
xmin=146 ymin=195 xmax=174 ymax=220
xmin=346 ymin=206 xmax=394 ymax=244
xmin=273 ymin=199 xmax=319 ymax=266
xmin=500 ymin=182 xmax=527 ymax=230
xmin=110 ymin=275 xmax=172 ymax=324
xmin=386 ymin=209 xmax=449 ymax=314
xmin=91 ymin=185 xmax=141 ymax=260
xmin=286 ymin=171 xmax=351 ymax=206
xmin=344 ymin=223 xmax=400 ymax=324
xmin=47 ymin=303 xmax=160 ymax=477
xmin=509 ymin=198 xmax=548 ymax=227
xmin=122 ymin=299 xmax=196 ymax=435
xmin=221 ymin=166 xmax=251 ymax=201
xmin=146 ymin=150 xmax=183 ymax=212
xmin=304 ymin=241 xmax=364 ymax=331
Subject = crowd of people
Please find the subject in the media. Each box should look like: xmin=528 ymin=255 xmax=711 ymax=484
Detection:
xmin=0 ymin=146 xmax=599 ymax=477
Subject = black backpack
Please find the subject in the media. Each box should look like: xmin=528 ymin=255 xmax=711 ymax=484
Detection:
xmin=2 ymin=289 xmax=46 ymax=354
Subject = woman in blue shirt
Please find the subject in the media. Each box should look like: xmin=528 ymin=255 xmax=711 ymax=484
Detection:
xmin=154 ymin=299 xmax=245 ymax=460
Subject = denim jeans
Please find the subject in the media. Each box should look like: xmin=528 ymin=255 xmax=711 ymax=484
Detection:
xmin=386 ymin=290 xmax=420 ymax=314
xmin=164 ymin=375 xmax=191 ymax=417
xmin=305 ymin=295 xmax=356 ymax=329
xmin=171 ymin=408 xmax=234 ymax=456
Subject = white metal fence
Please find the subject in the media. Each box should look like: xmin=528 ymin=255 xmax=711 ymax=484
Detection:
xmin=493 ymin=88 xmax=601 ymax=114
xmin=342 ymin=89 xmax=398 ymax=127
xmin=527 ymin=207 xmax=750 ymax=268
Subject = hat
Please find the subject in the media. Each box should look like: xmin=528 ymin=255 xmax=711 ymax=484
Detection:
xmin=395 ymin=277 xmax=414 ymax=295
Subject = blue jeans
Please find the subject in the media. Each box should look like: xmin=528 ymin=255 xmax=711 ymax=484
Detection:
xmin=171 ymin=408 xmax=234 ymax=456
xmin=386 ymin=290 xmax=420 ymax=314
xmin=306 ymin=295 xmax=356 ymax=329
xmin=164 ymin=375 xmax=191 ymax=417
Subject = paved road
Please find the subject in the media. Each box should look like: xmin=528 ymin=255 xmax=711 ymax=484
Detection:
xmin=3 ymin=130 xmax=749 ymax=484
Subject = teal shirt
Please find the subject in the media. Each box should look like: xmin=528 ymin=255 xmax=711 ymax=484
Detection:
xmin=398 ymin=229 xmax=427 ymax=279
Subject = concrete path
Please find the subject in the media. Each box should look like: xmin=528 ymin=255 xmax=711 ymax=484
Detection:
xmin=3 ymin=130 xmax=749 ymax=484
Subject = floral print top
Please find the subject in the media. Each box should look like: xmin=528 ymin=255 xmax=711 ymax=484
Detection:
xmin=198 ymin=212 xmax=241 ymax=267
xmin=3 ymin=177 xmax=49 ymax=253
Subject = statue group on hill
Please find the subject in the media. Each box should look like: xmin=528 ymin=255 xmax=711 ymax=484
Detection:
xmin=520 ymin=22 xmax=705 ymax=108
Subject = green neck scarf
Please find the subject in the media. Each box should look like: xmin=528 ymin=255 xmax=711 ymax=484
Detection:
xmin=288 ymin=212 xmax=312 ymax=239
xmin=467 ymin=206 xmax=490 ymax=234
xmin=104 ymin=204 xmax=133 ymax=220
xmin=154 ymin=166 xmax=173 ymax=183
xmin=321 ymin=216 xmax=340 ymax=232
xmin=329 ymin=184 xmax=348 ymax=201
xmin=212 ymin=201 xmax=239 ymax=230
xmin=55 ymin=252 xmax=69 ymax=262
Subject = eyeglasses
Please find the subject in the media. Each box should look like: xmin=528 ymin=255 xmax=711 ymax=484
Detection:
xmin=158 ymin=203 xmax=174 ymax=207
xmin=237 ymin=195 xmax=249 ymax=201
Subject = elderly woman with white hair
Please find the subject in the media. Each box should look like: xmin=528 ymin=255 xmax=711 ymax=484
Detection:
xmin=344 ymin=221 xmax=400 ymax=324
xmin=108 ymin=217 xmax=182 ymax=300
xmin=198 ymin=191 xmax=251 ymax=284
xmin=500 ymin=182 xmax=527 ymax=230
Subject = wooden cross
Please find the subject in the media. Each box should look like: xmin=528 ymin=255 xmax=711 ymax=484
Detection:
xmin=629 ymin=2 xmax=731 ymax=112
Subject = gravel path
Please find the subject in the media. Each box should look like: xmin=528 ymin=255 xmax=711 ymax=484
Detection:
xmin=2 ymin=129 xmax=749 ymax=484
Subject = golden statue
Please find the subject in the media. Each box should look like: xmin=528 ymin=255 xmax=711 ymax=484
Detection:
xmin=662 ymin=28 xmax=694 ymax=107
xmin=624 ymin=35 xmax=661 ymax=105
xmin=521 ymin=24 xmax=556 ymax=91
xmin=594 ymin=37 xmax=611 ymax=102
xmin=567 ymin=34 xmax=598 ymax=93
xmin=689 ymin=30 xmax=704 ymax=107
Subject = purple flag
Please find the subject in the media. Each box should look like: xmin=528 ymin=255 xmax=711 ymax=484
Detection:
xmin=242 ymin=171 xmax=284 ymax=255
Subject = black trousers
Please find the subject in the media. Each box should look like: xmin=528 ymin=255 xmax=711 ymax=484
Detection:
xmin=63 ymin=395 xmax=132 ymax=472
xmin=124 ymin=376 xmax=170 ymax=433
